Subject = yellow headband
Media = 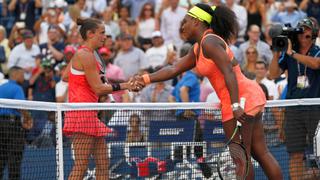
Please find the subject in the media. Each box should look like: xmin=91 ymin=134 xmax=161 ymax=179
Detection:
xmin=187 ymin=6 xmax=216 ymax=24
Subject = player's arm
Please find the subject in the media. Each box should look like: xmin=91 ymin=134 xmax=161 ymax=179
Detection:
xmin=202 ymin=36 xmax=239 ymax=105
xmin=78 ymin=51 xmax=131 ymax=96
xmin=148 ymin=47 xmax=196 ymax=83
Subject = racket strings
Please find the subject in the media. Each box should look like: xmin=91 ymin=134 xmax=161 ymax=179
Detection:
xmin=229 ymin=143 xmax=248 ymax=179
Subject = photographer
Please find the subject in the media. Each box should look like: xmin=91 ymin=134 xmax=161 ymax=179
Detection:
xmin=269 ymin=18 xmax=320 ymax=180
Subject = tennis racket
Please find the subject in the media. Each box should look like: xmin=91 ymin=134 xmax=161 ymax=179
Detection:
xmin=94 ymin=50 xmax=116 ymax=103
xmin=217 ymin=98 xmax=249 ymax=180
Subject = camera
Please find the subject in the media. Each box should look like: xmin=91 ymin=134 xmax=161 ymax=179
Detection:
xmin=269 ymin=23 xmax=304 ymax=51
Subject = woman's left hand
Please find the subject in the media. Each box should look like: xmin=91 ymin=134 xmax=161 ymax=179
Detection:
xmin=233 ymin=108 xmax=246 ymax=124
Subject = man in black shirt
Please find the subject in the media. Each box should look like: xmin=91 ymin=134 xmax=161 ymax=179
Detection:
xmin=269 ymin=18 xmax=320 ymax=180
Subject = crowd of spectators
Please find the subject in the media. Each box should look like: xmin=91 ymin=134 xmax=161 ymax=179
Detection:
xmin=0 ymin=0 xmax=319 ymax=178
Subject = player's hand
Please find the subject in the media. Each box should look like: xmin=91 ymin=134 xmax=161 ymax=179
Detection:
xmin=233 ymin=108 xmax=246 ymax=124
xmin=130 ymin=75 xmax=145 ymax=91
xmin=128 ymin=76 xmax=144 ymax=92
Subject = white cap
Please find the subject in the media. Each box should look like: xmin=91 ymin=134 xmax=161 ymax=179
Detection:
xmin=55 ymin=0 xmax=67 ymax=8
xmin=152 ymin=31 xmax=162 ymax=38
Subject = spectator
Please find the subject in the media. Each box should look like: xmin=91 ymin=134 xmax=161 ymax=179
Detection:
xmin=63 ymin=0 xmax=90 ymax=29
xmin=144 ymin=31 xmax=168 ymax=69
xmin=242 ymin=0 xmax=267 ymax=32
xmin=34 ymin=8 xmax=66 ymax=44
xmin=0 ymin=25 xmax=10 ymax=74
xmin=63 ymin=45 xmax=76 ymax=63
xmin=160 ymin=0 xmax=187 ymax=49
xmin=27 ymin=59 xmax=58 ymax=143
xmin=255 ymin=61 xmax=278 ymax=100
xmin=55 ymin=61 xmax=69 ymax=102
xmin=7 ymin=29 xmax=40 ymax=80
xmin=225 ymin=0 xmax=248 ymax=45
xmin=66 ymin=29 xmax=81 ymax=48
xmin=39 ymin=25 xmax=65 ymax=65
xmin=121 ymin=0 xmax=155 ymax=20
xmin=239 ymin=25 xmax=273 ymax=64
xmin=137 ymin=3 xmax=157 ymax=51
xmin=0 ymin=66 xmax=33 ymax=180
xmin=53 ymin=0 xmax=68 ymax=24
xmin=103 ymin=31 xmax=115 ymax=52
xmin=126 ymin=114 xmax=145 ymax=142
xmin=98 ymin=47 xmax=129 ymax=102
xmin=0 ymin=72 xmax=7 ymax=85
xmin=113 ymin=33 xmax=146 ymax=80
xmin=241 ymin=46 xmax=259 ymax=79
xmin=140 ymin=66 xmax=173 ymax=103
xmin=84 ymin=0 xmax=107 ymax=18
xmin=299 ymin=0 xmax=320 ymax=25
xmin=8 ymin=24 xmax=25 ymax=49
xmin=269 ymin=17 xmax=320 ymax=180
xmin=118 ymin=6 xmax=131 ymax=22
xmin=8 ymin=0 xmax=42 ymax=31
xmin=0 ymin=0 xmax=7 ymax=21
xmin=170 ymin=69 xmax=201 ymax=117
xmin=118 ymin=18 xmax=130 ymax=35
xmin=271 ymin=0 xmax=306 ymax=28
xmin=102 ymin=7 xmax=120 ymax=41
xmin=63 ymin=2 xmax=81 ymax=31
xmin=265 ymin=0 xmax=282 ymax=24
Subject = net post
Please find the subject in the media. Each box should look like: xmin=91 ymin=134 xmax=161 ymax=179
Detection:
xmin=56 ymin=104 xmax=64 ymax=180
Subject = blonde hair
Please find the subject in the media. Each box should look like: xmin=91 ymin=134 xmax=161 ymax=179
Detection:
xmin=242 ymin=46 xmax=259 ymax=70
xmin=0 ymin=25 xmax=7 ymax=38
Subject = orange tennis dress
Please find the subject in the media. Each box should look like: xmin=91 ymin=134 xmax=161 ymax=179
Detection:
xmin=194 ymin=31 xmax=266 ymax=122
xmin=63 ymin=47 xmax=112 ymax=137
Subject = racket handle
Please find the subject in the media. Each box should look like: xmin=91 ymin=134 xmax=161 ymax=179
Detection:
xmin=237 ymin=97 xmax=246 ymax=126
xmin=240 ymin=97 xmax=246 ymax=109
xmin=108 ymin=94 xmax=116 ymax=103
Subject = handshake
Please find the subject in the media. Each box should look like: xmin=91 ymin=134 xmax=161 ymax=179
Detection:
xmin=126 ymin=74 xmax=150 ymax=92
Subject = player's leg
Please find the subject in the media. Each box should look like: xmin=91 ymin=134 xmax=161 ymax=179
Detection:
xmin=284 ymin=107 xmax=305 ymax=180
xmin=69 ymin=133 xmax=94 ymax=180
xmin=251 ymin=113 xmax=283 ymax=180
xmin=93 ymin=137 xmax=109 ymax=180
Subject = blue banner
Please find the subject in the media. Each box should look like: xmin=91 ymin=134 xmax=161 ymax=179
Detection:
xmin=106 ymin=125 xmax=127 ymax=142
xmin=148 ymin=121 xmax=195 ymax=142
xmin=203 ymin=120 xmax=225 ymax=142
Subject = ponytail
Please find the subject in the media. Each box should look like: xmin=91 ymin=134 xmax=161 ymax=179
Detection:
xmin=76 ymin=18 xmax=102 ymax=40
xmin=195 ymin=4 xmax=239 ymax=43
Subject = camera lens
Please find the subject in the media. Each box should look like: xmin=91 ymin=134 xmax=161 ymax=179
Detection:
xmin=276 ymin=39 xmax=286 ymax=47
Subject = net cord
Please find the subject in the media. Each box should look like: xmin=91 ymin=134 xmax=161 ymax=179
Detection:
xmin=1 ymin=98 xmax=320 ymax=111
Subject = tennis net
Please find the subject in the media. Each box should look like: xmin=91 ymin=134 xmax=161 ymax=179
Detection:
xmin=0 ymin=98 xmax=319 ymax=180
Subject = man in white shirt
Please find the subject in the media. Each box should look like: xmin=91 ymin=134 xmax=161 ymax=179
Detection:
xmin=160 ymin=0 xmax=187 ymax=50
xmin=35 ymin=9 xmax=66 ymax=44
xmin=255 ymin=61 xmax=278 ymax=100
xmin=225 ymin=0 xmax=247 ymax=45
xmin=113 ymin=34 xmax=147 ymax=80
xmin=7 ymin=30 xmax=40 ymax=80
xmin=144 ymin=31 xmax=168 ymax=69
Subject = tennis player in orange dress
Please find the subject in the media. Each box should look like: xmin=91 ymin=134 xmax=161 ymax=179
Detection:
xmin=63 ymin=18 xmax=134 ymax=180
xmin=132 ymin=3 xmax=282 ymax=180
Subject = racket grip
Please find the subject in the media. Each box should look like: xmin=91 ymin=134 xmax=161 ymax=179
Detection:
xmin=109 ymin=94 xmax=116 ymax=103
xmin=240 ymin=97 xmax=246 ymax=109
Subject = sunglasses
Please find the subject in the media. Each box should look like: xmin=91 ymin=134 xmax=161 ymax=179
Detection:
xmin=144 ymin=7 xmax=152 ymax=11
xmin=246 ymin=51 xmax=257 ymax=54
